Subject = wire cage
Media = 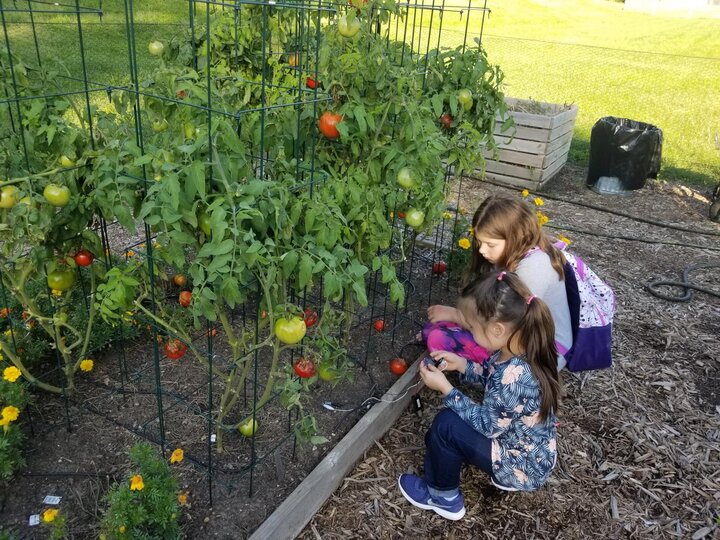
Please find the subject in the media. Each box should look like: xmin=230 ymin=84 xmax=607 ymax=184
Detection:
xmin=0 ymin=0 xmax=504 ymax=532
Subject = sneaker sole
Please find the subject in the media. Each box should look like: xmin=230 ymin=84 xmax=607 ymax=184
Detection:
xmin=398 ymin=478 xmax=466 ymax=520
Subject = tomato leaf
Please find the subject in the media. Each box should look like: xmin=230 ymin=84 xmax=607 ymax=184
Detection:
xmin=354 ymin=105 xmax=367 ymax=136
xmin=298 ymin=254 xmax=313 ymax=290
xmin=282 ymin=250 xmax=299 ymax=276
xmin=187 ymin=160 xmax=206 ymax=200
xmin=431 ymin=94 xmax=443 ymax=118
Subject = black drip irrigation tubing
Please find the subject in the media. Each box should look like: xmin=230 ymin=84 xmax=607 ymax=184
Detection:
xmin=644 ymin=263 xmax=720 ymax=302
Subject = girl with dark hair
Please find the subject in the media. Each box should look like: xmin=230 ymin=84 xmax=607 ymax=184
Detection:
xmin=399 ymin=271 xmax=561 ymax=520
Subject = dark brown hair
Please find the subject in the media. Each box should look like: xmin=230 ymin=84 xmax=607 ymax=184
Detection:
xmin=468 ymin=195 xmax=565 ymax=281
xmin=460 ymin=271 xmax=561 ymax=421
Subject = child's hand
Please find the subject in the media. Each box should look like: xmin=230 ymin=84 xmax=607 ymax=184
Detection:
xmin=419 ymin=361 xmax=454 ymax=396
xmin=429 ymin=351 xmax=468 ymax=374
xmin=427 ymin=305 xmax=458 ymax=324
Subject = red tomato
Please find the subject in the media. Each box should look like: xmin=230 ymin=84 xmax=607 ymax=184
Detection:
xmin=303 ymin=308 xmax=319 ymax=328
xmin=260 ymin=310 xmax=268 ymax=319
xmin=390 ymin=357 xmax=408 ymax=376
xmin=397 ymin=212 xmax=406 ymax=219
xmin=319 ymin=112 xmax=342 ymax=139
xmin=432 ymin=260 xmax=447 ymax=274
xmin=74 ymin=249 xmax=94 ymax=267
xmin=179 ymin=291 xmax=192 ymax=308
xmin=373 ymin=319 xmax=385 ymax=332
xmin=306 ymin=76 xmax=318 ymax=89
xmin=293 ymin=357 xmax=316 ymax=379
xmin=176 ymin=90 xmax=186 ymax=99
xmin=440 ymin=113 xmax=453 ymax=130
xmin=163 ymin=339 xmax=187 ymax=360
xmin=206 ymin=327 xmax=218 ymax=337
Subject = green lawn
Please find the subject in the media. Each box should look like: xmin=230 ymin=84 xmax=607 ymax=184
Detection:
xmin=4 ymin=0 xmax=719 ymax=185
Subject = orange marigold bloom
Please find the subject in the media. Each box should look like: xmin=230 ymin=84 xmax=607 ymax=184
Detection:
xmin=130 ymin=474 xmax=144 ymax=491
xmin=170 ymin=448 xmax=184 ymax=464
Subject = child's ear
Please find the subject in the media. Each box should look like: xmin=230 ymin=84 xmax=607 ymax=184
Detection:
xmin=491 ymin=321 xmax=506 ymax=337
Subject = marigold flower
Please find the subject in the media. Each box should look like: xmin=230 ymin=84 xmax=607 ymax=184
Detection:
xmin=130 ymin=474 xmax=144 ymax=491
xmin=51 ymin=289 xmax=63 ymax=296
xmin=0 ymin=308 xmax=11 ymax=318
xmin=42 ymin=509 xmax=59 ymax=523
xmin=3 ymin=366 xmax=21 ymax=382
xmin=178 ymin=492 xmax=188 ymax=505
xmin=119 ymin=526 xmax=126 ymax=534
xmin=458 ymin=238 xmax=471 ymax=250
xmin=170 ymin=448 xmax=184 ymax=464
xmin=0 ymin=417 xmax=8 ymax=427
xmin=4 ymin=329 xmax=12 ymax=338
xmin=442 ymin=211 xmax=453 ymax=220
xmin=536 ymin=211 xmax=549 ymax=225
xmin=557 ymin=234 xmax=572 ymax=245
xmin=79 ymin=359 xmax=94 ymax=372
xmin=521 ymin=189 xmax=529 ymax=197
xmin=126 ymin=250 xmax=135 ymax=258
xmin=534 ymin=197 xmax=544 ymax=207
xmin=2 ymin=405 xmax=20 ymax=422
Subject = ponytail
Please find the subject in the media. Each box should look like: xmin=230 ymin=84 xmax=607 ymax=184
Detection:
xmin=461 ymin=271 xmax=561 ymax=421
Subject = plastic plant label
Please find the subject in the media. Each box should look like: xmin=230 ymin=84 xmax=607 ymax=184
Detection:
xmin=43 ymin=495 xmax=62 ymax=505
xmin=210 ymin=434 xmax=217 ymax=443
xmin=29 ymin=514 xmax=40 ymax=526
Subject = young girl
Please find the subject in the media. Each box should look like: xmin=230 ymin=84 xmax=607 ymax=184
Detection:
xmin=423 ymin=195 xmax=573 ymax=370
xmin=400 ymin=271 xmax=561 ymax=520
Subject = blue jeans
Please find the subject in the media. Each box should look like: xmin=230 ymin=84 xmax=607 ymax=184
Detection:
xmin=424 ymin=408 xmax=494 ymax=492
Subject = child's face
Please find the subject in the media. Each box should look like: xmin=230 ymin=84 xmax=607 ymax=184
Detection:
xmin=475 ymin=233 xmax=506 ymax=266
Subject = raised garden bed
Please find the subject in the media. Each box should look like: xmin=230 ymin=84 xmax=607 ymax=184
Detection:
xmin=482 ymin=97 xmax=578 ymax=190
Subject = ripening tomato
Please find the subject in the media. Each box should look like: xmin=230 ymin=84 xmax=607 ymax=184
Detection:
xmin=319 ymin=112 xmax=342 ymax=139
xmin=275 ymin=317 xmax=307 ymax=344
xmin=173 ymin=274 xmax=187 ymax=287
xmin=59 ymin=155 xmax=75 ymax=168
xmin=306 ymin=76 xmax=318 ymax=89
xmin=179 ymin=291 xmax=192 ymax=308
xmin=47 ymin=268 xmax=75 ymax=291
xmin=148 ymin=40 xmax=164 ymax=56
xmin=163 ymin=338 xmax=187 ymax=360
xmin=43 ymin=184 xmax=71 ymax=207
xmin=432 ymin=260 xmax=447 ymax=274
xmin=338 ymin=14 xmax=361 ymax=38
xmin=303 ymin=308 xmax=319 ymax=328
xmin=293 ymin=357 xmax=316 ymax=379
xmin=74 ymin=249 xmax=94 ymax=267
xmin=390 ymin=357 xmax=408 ymax=376
xmin=373 ymin=319 xmax=385 ymax=332
xmin=396 ymin=167 xmax=416 ymax=189
xmin=405 ymin=209 xmax=425 ymax=229
xmin=397 ymin=212 xmax=406 ymax=219
xmin=457 ymin=88 xmax=473 ymax=111
xmin=287 ymin=53 xmax=299 ymax=67
xmin=239 ymin=418 xmax=258 ymax=437
xmin=0 ymin=186 xmax=18 ymax=208
xmin=440 ymin=113 xmax=453 ymax=130
xmin=318 ymin=361 xmax=338 ymax=382
xmin=176 ymin=90 xmax=186 ymax=99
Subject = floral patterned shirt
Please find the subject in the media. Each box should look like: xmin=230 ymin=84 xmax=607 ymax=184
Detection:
xmin=443 ymin=352 xmax=558 ymax=491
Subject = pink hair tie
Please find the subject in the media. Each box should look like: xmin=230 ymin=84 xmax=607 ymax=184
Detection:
xmin=497 ymin=271 xmax=507 ymax=281
xmin=527 ymin=294 xmax=537 ymax=305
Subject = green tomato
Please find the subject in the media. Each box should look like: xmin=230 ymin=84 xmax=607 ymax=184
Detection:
xmin=59 ymin=155 xmax=75 ymax=168
xmin=152 ymin=119 xmax=169 ymax=133
xmin=338 ymin=14 xmax=361 ymax=38
xmin=274 ymin=317 xmax=307 ymax=344
xmin=457 ymin=88 xmax=473 ymax=111
xmin=148 ymin=41 xmax=164 ymax=56
xmin=0 ymin=186 xmax=18 ymax=209
xmin=239 ymin=418 xmax=258 ymax=437
xmin=47 ymin=268 xmax=75 ymax=291
xmin=405 ymin=208 xmax=425 ymax=229
xmin=198 ymin=212 xmax=211 ymax=236
xmin=396 ymin=167 xmax=416 ymax=189
xmin=318 ymin=361 xmax=339 ymax=382
xmin=43 ymin=184 xmax=71 ymax=207
xmin=183 ymin=122 xmax=196 ymax=140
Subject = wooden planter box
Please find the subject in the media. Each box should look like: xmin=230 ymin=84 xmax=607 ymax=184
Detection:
xmin=481 ymin=97 xmax=578 ymax=190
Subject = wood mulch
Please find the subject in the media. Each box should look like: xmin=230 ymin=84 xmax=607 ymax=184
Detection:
xmin=297 ymin=165 xmax=720 ymax=540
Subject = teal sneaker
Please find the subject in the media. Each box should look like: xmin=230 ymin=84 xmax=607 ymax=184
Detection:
xmin=398 ymin=474 xmax=466 ymax=520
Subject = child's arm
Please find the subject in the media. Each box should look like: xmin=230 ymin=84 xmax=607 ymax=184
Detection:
xmin=427 ymin=305 xmax=465 ymax=326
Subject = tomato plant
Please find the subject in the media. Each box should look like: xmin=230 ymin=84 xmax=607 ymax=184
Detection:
xmin=405 ymin=209 xmax=425 ymax=229
xmin=303 ymin=308 xmax=318 ymax=328
xmin=163 ymin=339 xmax=188 ymax=360
xmin=43 ymin=184 xmax=70 ymax=207
xmin=275 ymin=317 xmax=307 ymax=344
xmin=390 ymin=357 xmax=408 ymax=376
xmin=457 ymin=88 xmax=473 ymax=111
xmin=293 ymin=357 xmax=316 ymax=379
xmin=238 ymin=418 xmax=258 ymax=437
xmin=432 ymin=260 xmax=447 ymax=274
xmin=47 ymin=268 xmax=75 ymax=291
xmin=319 ymin=112 xmax=342 ymax=139
xmin=179 ymin=291 xmax=192 ymax=308
xmin=396 ymin=167 xmax=416 ymax=189
xmin=0 ymin=186 xmax=18 ymax=209
xmin=338 ymin=14 xmax=361 ymax=38
xmin=373 ymin=319 xmax=385 ymax=332
xmin=73 ymin=250 xmax=93 ymax=267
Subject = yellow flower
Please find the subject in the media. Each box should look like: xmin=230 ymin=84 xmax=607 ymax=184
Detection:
xmin=43 ymin=509 xmax=58 ymax=523
xmin=178 ymin=492 xmax=188 ymax=505
xmin=126 ymin=250 xmax=135 ymax=258
xmin=3 ymin=329 xmax=12 ymax=338
xmin=130 ymin=474 xmax=144 ymax=491
xmin=534 ymin=197 xmax=544 ymax=207
xmin=557 ymin=234 xmax=572 ymax=245
xmin=51 ymin=289 xmax=63 ymax=296
xmin=2 ymin=405 xmax=20 ymax=422
xmin=169 ymin=448 xmax=184 ymax=464
xmin=3 ymin=366 xmax=21 ymax=382
xmin=0 ymin=417 xmax=8 ymax=427
xmin=119 ymin=525 xmax=126 ymax=534
xmin=521 ymin=189 xmax=529 ymax=197
xmin=442 ymin=211 xmax=453 ymax=219
xmin=79 ymin=359 xmax=94 ymax=372
xmin=458 ymin=238 xmax=471 ymax=250
xmin=458 ymin=206 xmax=467 ymax=215
xmin=536 ymin=211 xmax=549 ymax=225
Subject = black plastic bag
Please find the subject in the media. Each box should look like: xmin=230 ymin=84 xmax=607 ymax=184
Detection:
xmin=586 ymin=117 xmax=663 ymax=194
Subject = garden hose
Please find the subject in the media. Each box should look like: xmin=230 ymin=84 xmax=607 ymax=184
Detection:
xmin=643 ymin=262 xmax=720 ymax=302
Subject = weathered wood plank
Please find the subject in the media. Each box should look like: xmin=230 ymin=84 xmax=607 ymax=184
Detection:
xmin=485 ymin=159 xmax=541 ymax=182
xmin=495 ymin=115 xmax=576 ymax=143
xmin=482 ymin=147 xmax=545 ymax=168
xmin=249 ymin=359 xmax=424 ymax=540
